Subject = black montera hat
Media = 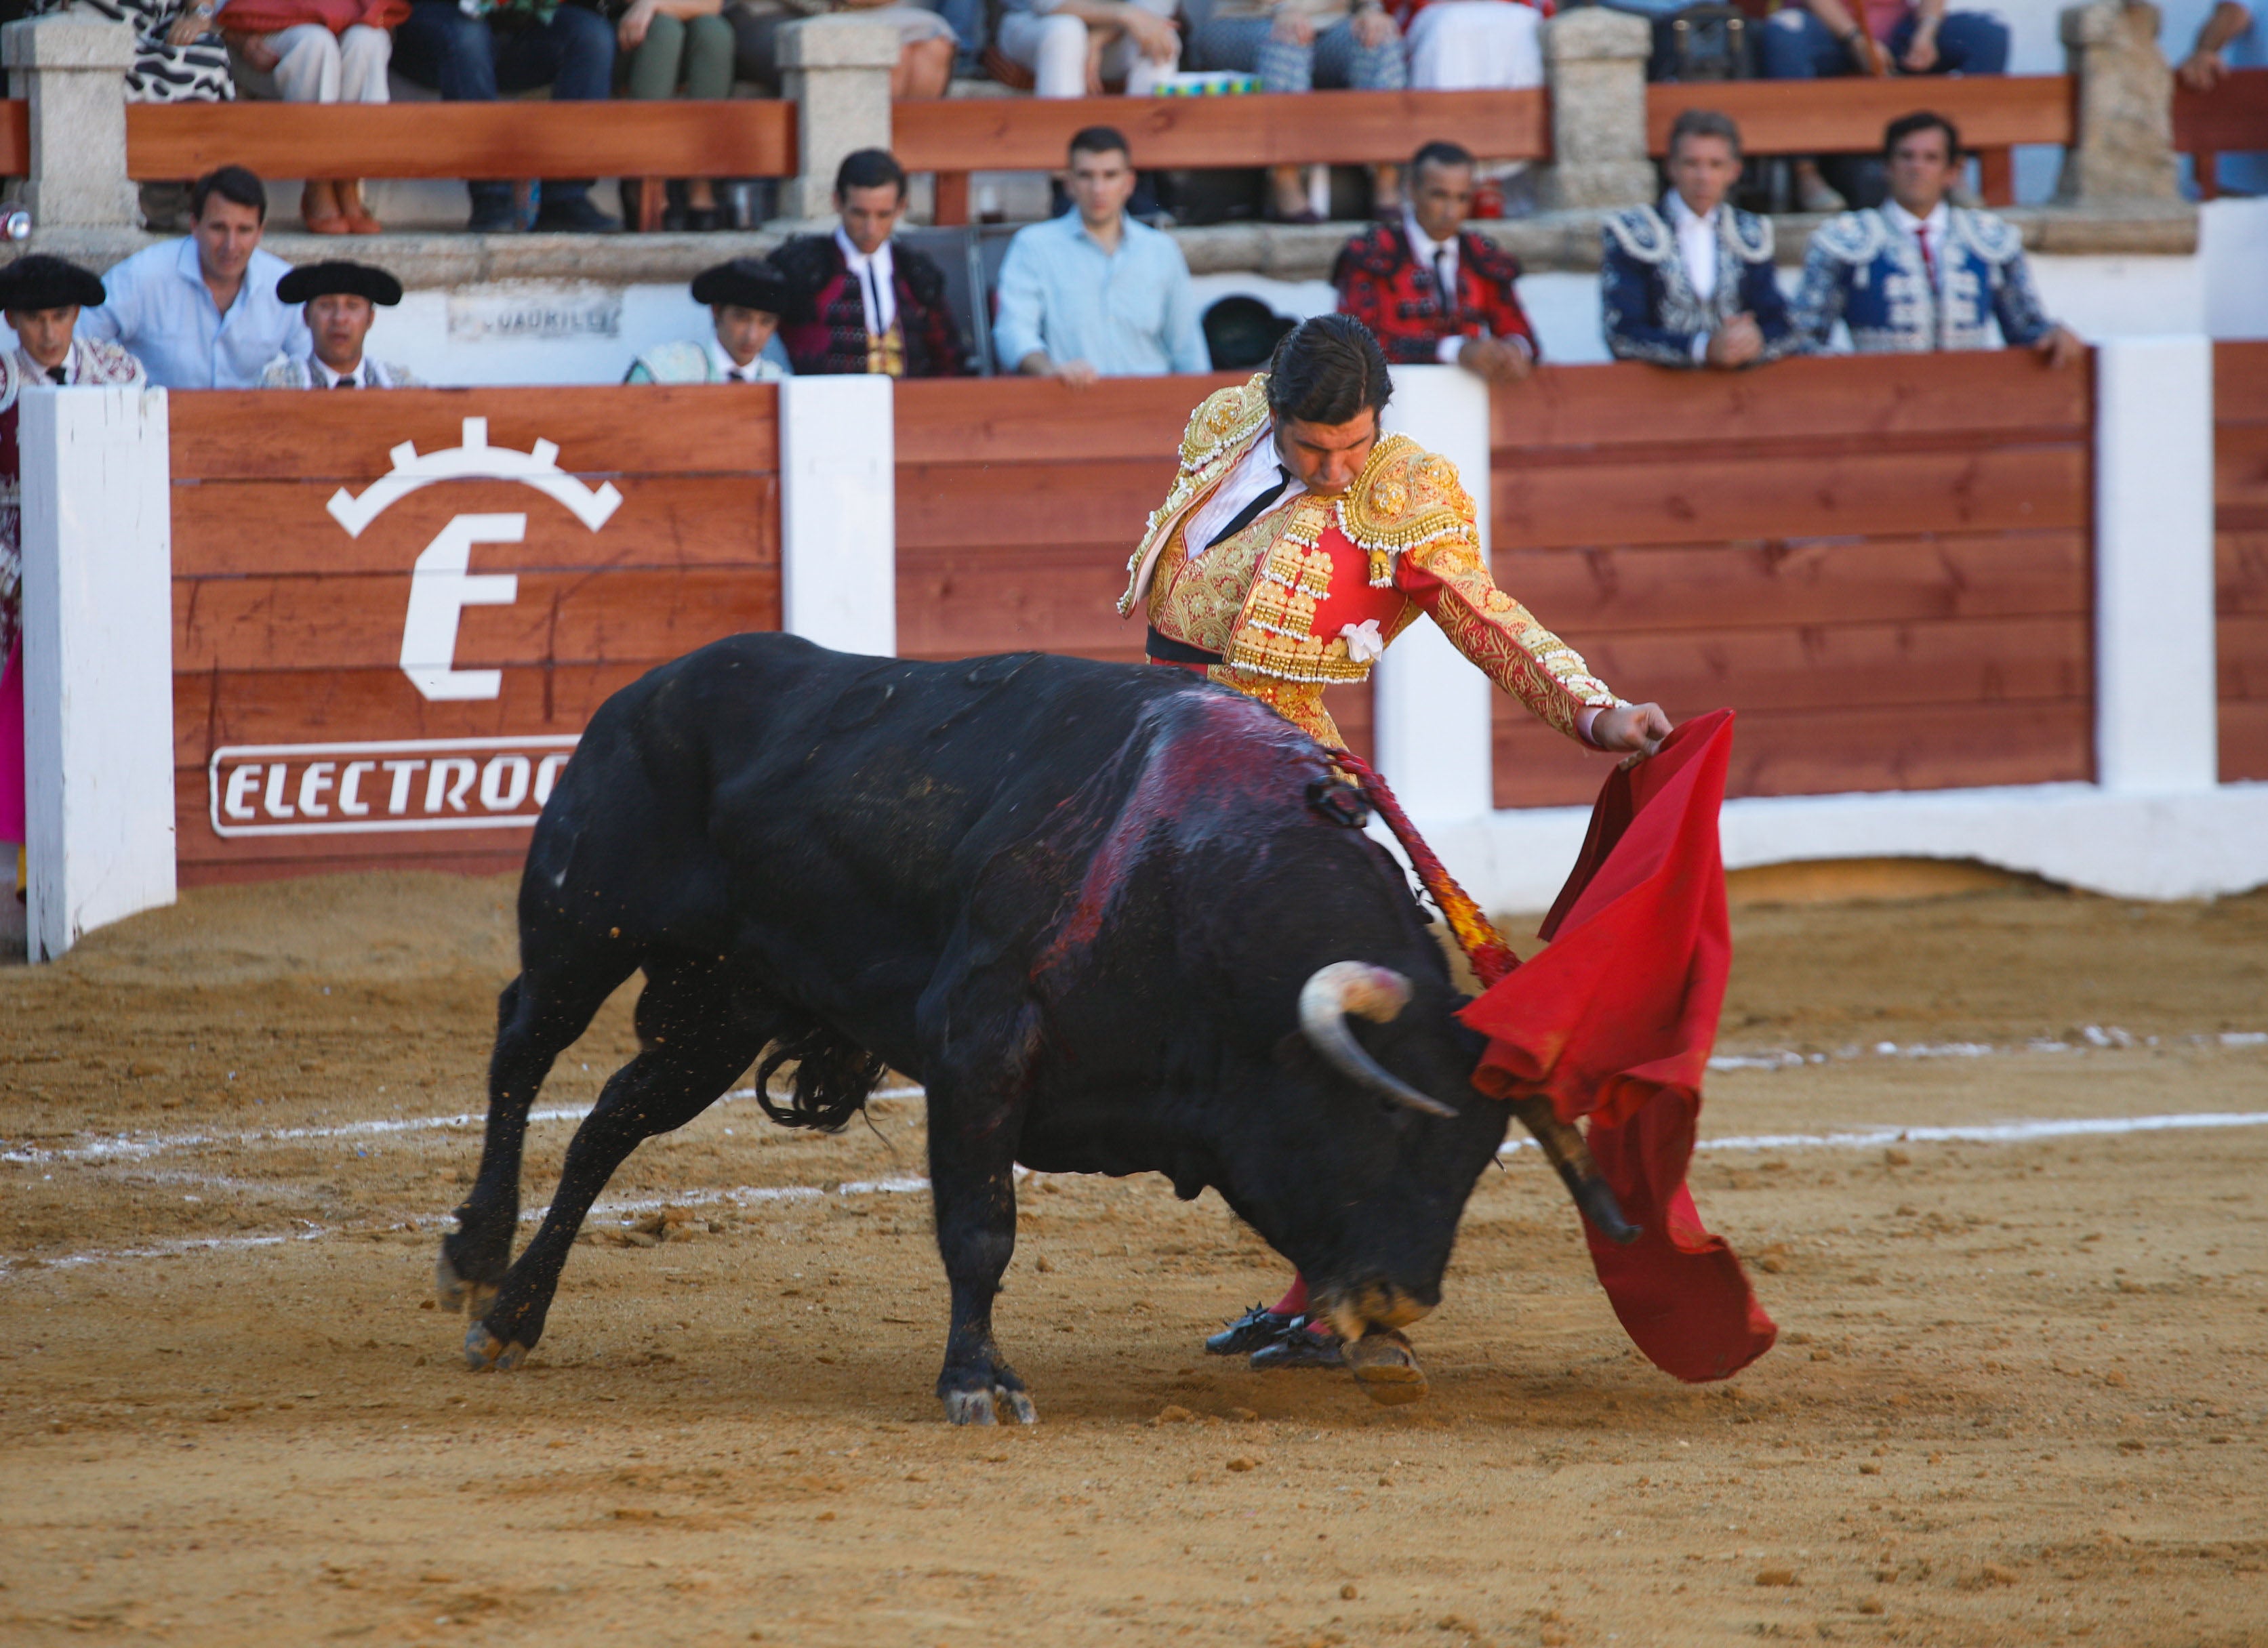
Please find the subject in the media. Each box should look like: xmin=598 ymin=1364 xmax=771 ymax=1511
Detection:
xmin=0 ymin=255 xmax=106 ymax=312
xmin=1202 ymin=294 xmax=1297 ymax=372
xmin=276 ymin=261 xmax=405 ymax=306
xmin=690 ymin=258 xmax=790 ymax=315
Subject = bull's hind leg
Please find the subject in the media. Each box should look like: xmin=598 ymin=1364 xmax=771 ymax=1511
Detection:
xmin=439 ymin=963 xmax=632 ymax=1318
xmin=464 ymin=960 xmax=772 ymax=1372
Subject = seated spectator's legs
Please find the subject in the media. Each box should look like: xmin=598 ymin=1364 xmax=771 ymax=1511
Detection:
xmin=997 ymin=8 xmax=1093 ymax=96
xmin=1759 ymin=5 xmax=1848 ymax=77
xmin=728 ymin=1 xmax=784 ymax=89
xmin=1189 ymin=14 xmax=1277 ymax=79
xmin=628 ymin=10 xmax=733 ymax=222
xmin=338 ymin=23 xmax=392 ymax=100
xmin=1885 ymin=7 xmax=2009 ymax=71
xmin=1404 ymin=0 xmax=1541 ymax=89
xmin=268 ymin=22 xmax=346 ymax=100
xmin=1099 ymin=0 xmax=1177 ymax=91
xmin=394 ymin=1 xmax=501 ymax=98
xmin=1308 ymin=14 xmax=1404 ymax=87
xmin=493 ymin=2 xmax=619 ymax=227
xmin=629 ymin=12 xmax=693 ymax=95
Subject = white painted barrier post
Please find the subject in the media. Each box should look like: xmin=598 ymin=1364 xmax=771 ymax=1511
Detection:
xmin=778 ymin=375 xmax=897 ymax=657
xmin=1374 ymin=364 xmax=1495 ymax=821
xmin=2093 ymin=335 xmax=2216 ymax=792
xmin=20 ymin=386 xmax=176 ymax=962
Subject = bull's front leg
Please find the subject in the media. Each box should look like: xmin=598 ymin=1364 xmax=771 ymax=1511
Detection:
xmin=925 ymin=1090 xmax=1035 ymax=1426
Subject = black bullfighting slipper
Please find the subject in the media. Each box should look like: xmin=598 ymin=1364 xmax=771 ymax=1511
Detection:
xmin=1205 ymin=1302 xmax=1297 ymax=1357
xmin=1249 ymin=1318 xmax=1345 ymax=1371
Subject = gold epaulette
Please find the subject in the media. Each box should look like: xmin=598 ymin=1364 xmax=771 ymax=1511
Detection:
xmin=1333 ymin=436 xmax=1479 ymax=588
xmin=1118 ymin=373 xmax=1274 ymax=617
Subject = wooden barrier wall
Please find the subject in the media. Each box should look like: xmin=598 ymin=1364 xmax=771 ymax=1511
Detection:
xmin=169 ymin=387 xmax=781 ymax=884
xmin=1488 ymin=353 xmax=2095 ymax=808
xmin=893 ymin=375 xmax=1378 ymax=758
xmin=2218 ymin=339 xmax=2268 ymax=782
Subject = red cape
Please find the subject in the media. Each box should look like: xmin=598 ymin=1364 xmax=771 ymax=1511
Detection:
xmin=1458 ymin=709 xmax=1775 ymax=1382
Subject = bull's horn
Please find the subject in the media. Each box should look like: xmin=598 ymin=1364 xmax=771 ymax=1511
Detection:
xmin=1507 ymin=1096 xmax=1643 ymax=1246
xmin=1299 ymin=962 xmax=1460 ymax=1119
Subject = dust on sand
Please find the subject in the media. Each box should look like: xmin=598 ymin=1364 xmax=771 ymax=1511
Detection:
xmin=1 ymin=871 xmax=2264 ymax=1647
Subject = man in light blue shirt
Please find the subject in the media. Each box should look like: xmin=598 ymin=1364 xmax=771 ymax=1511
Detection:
xmin=81 ymin=166 xmax=310 ymax=391
xmin=993 ymin=127 xmax=1210 ymax=384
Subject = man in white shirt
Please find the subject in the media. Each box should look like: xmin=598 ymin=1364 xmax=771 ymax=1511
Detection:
xmin=626 ymin=259 xmax=791 ymax=385
xmin=81 ymin=166 xmax=310 ymax=390
xmin=1600 ymin=110 xmax=1798 ymax=371
xmin=259 ymin=262 xmax=423 ymax=389
xmin=1796 ymin=110 xmax=2084 ymax=360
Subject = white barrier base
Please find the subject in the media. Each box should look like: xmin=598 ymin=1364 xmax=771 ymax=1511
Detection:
xmin=1409 ymin=781 xmax=2268 ymax=913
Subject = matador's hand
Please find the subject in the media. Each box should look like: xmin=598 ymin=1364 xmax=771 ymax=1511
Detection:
xmin=1592 ymin=702 xmax=1673 ymax=760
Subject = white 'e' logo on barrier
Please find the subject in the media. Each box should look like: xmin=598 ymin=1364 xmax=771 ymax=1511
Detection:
xmin=325 ymin=417 xmax=624 ymax=701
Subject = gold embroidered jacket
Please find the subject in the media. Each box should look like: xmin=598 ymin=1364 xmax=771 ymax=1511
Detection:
xmin=1120 ymin=373 xmax=1621 ymax=749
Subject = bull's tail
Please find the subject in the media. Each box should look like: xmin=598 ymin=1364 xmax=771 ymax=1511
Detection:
xmin=753 ymin=1021 xmax=888 ymax=1133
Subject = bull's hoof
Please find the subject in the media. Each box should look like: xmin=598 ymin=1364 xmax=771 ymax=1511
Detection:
xmin=1345 ymin=1328 xmax=1428 ymax=1407
xmin=940 ymin=1385 xmax=1038 ymax=1426
xmin=464 ymin=1322 xmax=529 ymax=1373
xmin=434 ymin=1252 xmax=497 ymax=1318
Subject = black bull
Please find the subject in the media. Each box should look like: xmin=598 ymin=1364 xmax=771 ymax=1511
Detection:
xmin=438 ymin=634 xmax=1633 ymax=1422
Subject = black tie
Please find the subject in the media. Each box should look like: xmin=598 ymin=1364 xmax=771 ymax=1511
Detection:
xmin=1434 ymin=248 xmax=1457 ymax=324
xmin=1204 ymin=466 xmax=1294 ymax=550
xmin=864 ymin=263 xmax=885 ymax=333
xmin=45 ymin=365 xmax=64 ymax=385
xmin=332 ymin=375 xmax=358 ymax=388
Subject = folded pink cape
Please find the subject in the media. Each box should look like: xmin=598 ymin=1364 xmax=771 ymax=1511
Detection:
xmin=1459 ymin=709 xmax=1775 ymax=1382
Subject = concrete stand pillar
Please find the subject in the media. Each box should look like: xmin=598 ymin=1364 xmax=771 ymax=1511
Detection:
xmin=777 ymin=17 xmax=900 ymax=223
xmin=1536 ymin=7 xmax=1656 ymax=212
xmin=1 ymin=15 xmax=139 ymax=230
xmin=2054 ymin=0 xmax=2181 ymax=205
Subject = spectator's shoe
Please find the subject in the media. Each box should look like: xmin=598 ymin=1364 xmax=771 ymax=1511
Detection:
xmin=1249 ymin=1317 xmax=1346 ymax=1371
xmin=685 ymin=207 xmax=721 ymax=232
xmin=1204 ymin=1302 xmax=1297 ymax=1357
xmin=1795 ymin=166 xmax=1848 ymax=215
xmin=467 ymin=199 xmax=521 ymax=235
xmin=533 ymin=195 xmax=622 ymax=234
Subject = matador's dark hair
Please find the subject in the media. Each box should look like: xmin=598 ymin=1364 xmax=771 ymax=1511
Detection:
xmin=1265 ymin=314 xmax=1394 ymax=427
xmin=835 ymin=146 xmax=909 ymax=203
xmin=1884 ymin=108 xmax=1962 ymax=160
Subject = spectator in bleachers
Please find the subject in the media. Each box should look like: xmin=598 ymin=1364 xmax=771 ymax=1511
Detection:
xmin=626 ymin=258 xmax=791 ymax=382
xmin=1331 ymin=140 xmax=1537 ymax=387
xmin=259 ymin=260 xmax=421 ymax=386
xmin=620 ymin=0 xmax=735 ymax=230
xmin=2168 ymin=0 xmax=2263 ymax=195
xmin=1189 ymin=0 xmax=1406 ymax=221
xmin=994 ymin=0 xmax=1179 ymax=96
xmin=392 ymin=0 xmax=620 ymax=233
xmin=218 ymin=0 xmax=401 ymax=234
xmin=81 ymin=166 xmax=312 ymax=389
xmin=33 ymin=0 xmax=235 ymax=102
xmin=773 ymin=149 xmax=968 ymax=377
xmin=1762 ymin=0 xmax=2010 ymax=213
xmin=729 ymin=0 xmax=956 ymax=100
xmin=1602 ymin=110 xmax=1796 ymax=371
xmin=1396 ymin=0 xmax=1539 ymax=93
xmin=994 ymin=126 xmax=1208 ymax=384
xmin=1796 ymin=110 xmax=2081 ymax=365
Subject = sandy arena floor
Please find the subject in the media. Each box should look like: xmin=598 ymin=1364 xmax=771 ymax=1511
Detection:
xmin=1 ymin=869 xmax=2264 ymax=1647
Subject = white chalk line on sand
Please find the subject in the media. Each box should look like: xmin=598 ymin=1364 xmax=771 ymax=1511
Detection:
xmin=9 ymin=1110 xmax=2266 ymax=1281
xmin=8 ymin=1031 xmax=2263 ymax=1171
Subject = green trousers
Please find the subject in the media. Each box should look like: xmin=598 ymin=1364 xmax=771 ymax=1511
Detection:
xmin=627 ymin=12 xmax=735 ymax=100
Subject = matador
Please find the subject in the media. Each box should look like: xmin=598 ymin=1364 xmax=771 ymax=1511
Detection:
xmin=1122 ymin=314 xmax=1673 ymax=1369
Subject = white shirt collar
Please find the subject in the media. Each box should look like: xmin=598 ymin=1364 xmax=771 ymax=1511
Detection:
xmin=1884 ymin=199 xmax=1951 ymax=240
xmin=834 ymin=226 xmax=898 ymax=335
xmin=1184 ymin=419 xmax=1308 ymax=562
xmin=19 ymin=344 xmax=70 ymax=385
xmin=708 ymin=337 xmax=764 ymax=382
xmin=1402 ymin=207 xmax=1460 ymax=270
xmin=1665 ymin=190 xmax=1721 ymax=302
xmin=1665 ymin=190 xmax=1718 ymax=232
xmin=310 ymin=354 xmax=367 ymax=388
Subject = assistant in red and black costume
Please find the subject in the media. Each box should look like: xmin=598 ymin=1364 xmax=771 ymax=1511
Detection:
xmin=772 ymin=147 xmax=970 ymax=379
xmin=1121 ymin=316 xmax=1674 ymax=1368
xmin=1331 ymin=140 xmax=1539 ymax=388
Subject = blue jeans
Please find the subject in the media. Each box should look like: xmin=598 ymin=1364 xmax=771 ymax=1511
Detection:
xmin=1760 ymin=5 xmax=2009 ymax=78
xmin=393 ymin=1 xmax=617 ymax=208
xmin=1190 ymin=14 xmax=1408 ymax=91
